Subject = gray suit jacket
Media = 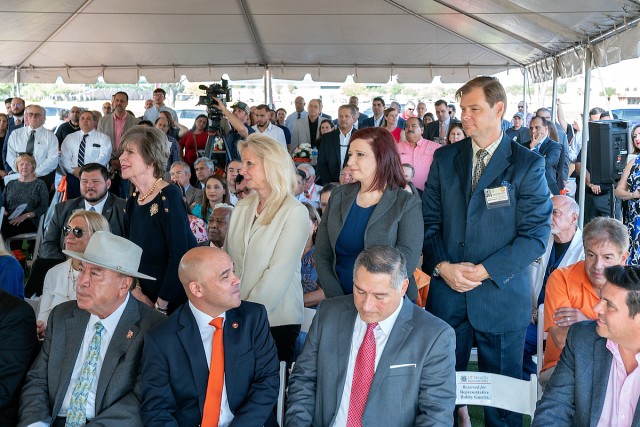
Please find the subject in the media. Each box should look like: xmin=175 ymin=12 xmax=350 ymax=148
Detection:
xmin=18 ymin=296 xmax=165 ymax=427
xmin=39 ymin=194 xmax=126 ymax=260
xmin=97 ymin=113 xmax=140 ymax=159
xmin=185 ymin=184 xmax=203 ymax=208
xmin=285 ymin=296 xmax=456 ymax=427
xmin=291 ymin=116 xmax=322 ymax=153
xmin=533 ymin=321 xmax=640 ymax=427
xmin=315 ymin=183 xmax=423 ymax=300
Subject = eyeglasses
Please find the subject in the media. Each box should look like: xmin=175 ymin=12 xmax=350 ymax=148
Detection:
xmin=26 ymin=113 xmax=43 ymax=117
xmin=407 ymin=108 xmax=414 ymax=111
xmin=63 ymin=226 xmax=85 ymax=238
xmin=234 ymin=187 xmax=251 ymax=196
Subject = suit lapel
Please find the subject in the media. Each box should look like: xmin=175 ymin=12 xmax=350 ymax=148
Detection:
xmin=335 ymin=301 xmax=358 ymax=412
xmin=365 ymin=189 xmax=396 ymax=235
xmin=223 ymin=308 xmax=241 ymax=401
xmin=177 ymin=305 xmax=210 ymax=414
xmin=330 ymin=184 xmax=358 ymax=248
xmin=454 ymin=140 xmax=472 ymax=202
xmin=589 ymin=336 xmax=612 ymax=426
xmin=368 ymin=299 xmax=413 ymax=397
xmin=95 ymin=296 xmax=141 ymax=411
xmin=53 ymin=307 xmax=90 ymax=416
xmin=102 ymin=195 xmax=114 ymax=220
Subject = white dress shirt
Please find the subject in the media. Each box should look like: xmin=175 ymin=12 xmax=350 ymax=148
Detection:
xmin=331 ymin=299 xmax=404 ymax=427
xmin=57 ymin=294 xmax=130 ymax=420
xmin=6 ymin=125 xmax=59 ymax=176
xmin=189 ymin=302 xmax=234 ymax=427
xmin=252 ymin=122 xmax=287 ymax=148
xmin=83 ymin=193 xmax=109 ymax=214
xmin=60 ymin=129 xmax=112 ymax=173
xmin=339 ymin=129 xmax=354 ymax=165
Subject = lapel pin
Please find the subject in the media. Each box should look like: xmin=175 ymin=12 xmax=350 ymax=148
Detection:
xmin=232 ymin=322 xmax=239 ymax=329
xmin=127 ymin=330 xmax=134 ymax=339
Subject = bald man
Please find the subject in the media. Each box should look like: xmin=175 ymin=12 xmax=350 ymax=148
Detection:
xmin=140 ymin=247 xmax=279 ymax=427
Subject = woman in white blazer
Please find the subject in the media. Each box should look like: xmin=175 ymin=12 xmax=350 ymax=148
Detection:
xmin=224 ymin=133 xmax=308 ymax=363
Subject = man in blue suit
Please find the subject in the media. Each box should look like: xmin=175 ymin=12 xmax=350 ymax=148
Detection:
xmin=423 ymin=76 xmax=552 ymax=426
xmin=533 ymin=265 xmax=640 ymax=426
xmin=140 ymin=246 xmax=280 ymax=427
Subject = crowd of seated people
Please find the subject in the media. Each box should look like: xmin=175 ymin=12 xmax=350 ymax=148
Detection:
xmin=2 ymin=84 xmax=639 ymax=427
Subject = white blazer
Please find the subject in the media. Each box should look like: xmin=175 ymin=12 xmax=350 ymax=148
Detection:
xmin=224 ymin=193 xmax=308 ymax=326
xmin=529 ymin=228 xmax=585 ymax=307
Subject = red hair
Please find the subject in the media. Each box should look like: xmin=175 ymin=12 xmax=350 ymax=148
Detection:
xmin=350 ymin=127 xmax=406 ymax=192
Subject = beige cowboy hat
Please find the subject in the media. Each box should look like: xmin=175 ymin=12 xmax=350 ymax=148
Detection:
xmin=63 ymin=230 xmax=156 ymax=280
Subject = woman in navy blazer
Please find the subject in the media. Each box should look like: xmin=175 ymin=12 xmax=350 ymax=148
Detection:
xmin=315 ymin=127 xmax=423 ymax=300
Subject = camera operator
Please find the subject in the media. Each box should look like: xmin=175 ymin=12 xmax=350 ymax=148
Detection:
xmin=210 ymin=98 xmax=254 ymax=161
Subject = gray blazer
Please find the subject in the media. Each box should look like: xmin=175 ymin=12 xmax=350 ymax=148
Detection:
xmin=533 ymin=321 xmax=640 ymax=427
xmin=185 ymin=184 xmax=203 ymax=208
xmin=97 ymin=113 xmax=140 ymax=159
xmin=315 ymin=183 xmax=423 ymax=300
xmin=39 ymin=194 xmax=126 ymax=260
xmin=18 ymin=296 xmax=165 ymax=427
xmin=285 ymin=295 xmax=456 ymax=427
xmin=291 ymin=116 xmax=322 ymax=153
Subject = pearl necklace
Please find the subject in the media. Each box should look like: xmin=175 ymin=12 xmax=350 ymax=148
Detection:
xmin=138 ymin=178 xmax=163 ymax=203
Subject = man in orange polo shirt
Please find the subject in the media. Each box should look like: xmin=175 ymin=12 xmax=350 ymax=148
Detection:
xmin=541 ymin=217 xmax=629 ymax=386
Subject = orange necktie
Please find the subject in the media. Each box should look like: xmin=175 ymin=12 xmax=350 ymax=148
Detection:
xmin=202 ymin=317 xmax=224 ymax=427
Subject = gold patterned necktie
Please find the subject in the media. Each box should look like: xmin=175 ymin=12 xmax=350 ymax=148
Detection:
xmin=472 ymin=149 xmax=489 ymax=192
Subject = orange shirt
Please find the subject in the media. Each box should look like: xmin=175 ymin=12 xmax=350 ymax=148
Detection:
xmin=542 ymin=260 xmax=600 ymax=371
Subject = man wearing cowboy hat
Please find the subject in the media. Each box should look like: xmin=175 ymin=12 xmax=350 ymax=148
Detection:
xmin=18 ymin=231 xmax=166 ymax=427
xmin=140 ymin=246 xmax=280 ymax=426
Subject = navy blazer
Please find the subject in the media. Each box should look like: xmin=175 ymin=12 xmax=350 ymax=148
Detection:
xmin=316 ymin=128 xmax=354 ymax=184
xmin=532 ymin=321 xmax=640 ymax=427
xmin=315 ymin=183 xmax=423 ymax=300
xmin=422 ymin=134 xmax=552 ymax=332
xmin=140 ymin=301 xmax=280 ymax=427
xmin=535 ymin=137 xmax=562 ymax=195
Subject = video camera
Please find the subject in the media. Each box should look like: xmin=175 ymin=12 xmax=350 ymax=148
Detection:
xmin=197 ymin=79 xmax=232 ymax=134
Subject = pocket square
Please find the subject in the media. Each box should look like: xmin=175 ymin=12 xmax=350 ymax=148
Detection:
xmin=390 ymin=363 xmax=416 ymax=369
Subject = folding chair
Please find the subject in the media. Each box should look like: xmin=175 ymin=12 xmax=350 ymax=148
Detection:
xmin=455 ymin=371 xmax=538 ymax=419
xmin=276 ymin=361 xmax=287 ymax=426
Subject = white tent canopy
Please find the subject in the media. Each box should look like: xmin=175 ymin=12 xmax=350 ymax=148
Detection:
xmin=1 ymin=0 xmax=639 ymax=84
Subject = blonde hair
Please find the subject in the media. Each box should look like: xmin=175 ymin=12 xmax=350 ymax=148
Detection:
xmin=238 ymin=133 xmax=297 ymax=225
xmin=67 ymin=210 xmax=111 ymax=237
xmin=14 ymin=153 xmax=36 ymax=171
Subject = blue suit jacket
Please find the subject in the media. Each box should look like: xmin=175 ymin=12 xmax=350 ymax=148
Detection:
xmin=532 ymin=321 xmax=640 ymax=427
xmin=140 ymin=301 xmax=280 ymax=427
xmin=536 ymin=137 xmax=562 ymax=195
xmin=422 ymin=134 xmax=552 ymax=332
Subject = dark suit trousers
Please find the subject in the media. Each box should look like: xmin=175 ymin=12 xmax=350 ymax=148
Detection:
xmin=447 ymin=301 xmax=526 ymax=427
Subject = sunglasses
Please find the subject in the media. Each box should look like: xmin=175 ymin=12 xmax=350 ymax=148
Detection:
xmin=63 ymin=226 xmax=85 ymax=238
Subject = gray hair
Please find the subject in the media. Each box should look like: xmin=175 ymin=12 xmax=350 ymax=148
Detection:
xmin=213 ymin=202 xmax=234 ymax=212
xmin=194 ymin=157 xmax=214 ymax=170
xmin=353 ymin=245 xmax=407 ymax=291
xmin=583 ymin=217 xmax=629 ymax=255
xmin=553 ymin=195 xmax=579 ymax=218
xmin=297 ymin=163 xmax=316 ymax=178
xmin=170 ymin=160 xmax=191 ymax=176
xmin=119 ymin=125 xmax=169 ymax=178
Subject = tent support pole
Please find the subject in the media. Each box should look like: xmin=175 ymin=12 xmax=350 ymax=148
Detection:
xmin=578 ymin=46 xmax=592 ymax=229
xmin=264 ymin=66 xmax=273 ymax=107
xmin=13 ymin=68 xmax=20 ymax=97
xmin=551 ymin=58 xmax=558 ymax=126
xmin=523 ymin=70 xmax=529 ymax=122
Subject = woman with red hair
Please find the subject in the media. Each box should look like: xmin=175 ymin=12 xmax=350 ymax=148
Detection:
xmin=315 ymin=127 xmax=423 ymax=300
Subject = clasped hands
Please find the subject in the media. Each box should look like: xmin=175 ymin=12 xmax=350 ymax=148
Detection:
xmin=552 ymin=307 xmax=589 ymax=328
xmin=438 ymin=262 xmax=489 ymax=292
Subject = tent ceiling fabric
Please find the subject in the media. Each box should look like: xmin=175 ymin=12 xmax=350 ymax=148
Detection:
xmin=0 ymin=0 xmax=639 ymax=84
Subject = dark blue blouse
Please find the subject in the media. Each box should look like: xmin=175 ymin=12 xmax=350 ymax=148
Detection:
xmin=335 ymin=200 xmax=376 ymax=294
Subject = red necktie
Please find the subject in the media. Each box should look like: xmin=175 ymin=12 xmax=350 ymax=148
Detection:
xmin=202 ymin=317 xmax=224 ymax=427
xmin=346 ymin=322 xmax=378 ymax=427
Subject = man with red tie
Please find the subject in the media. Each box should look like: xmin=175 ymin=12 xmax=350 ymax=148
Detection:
xmin=286 ymin=245 xmax=456 ymax=427
xmin=140 ymin=246 xmax=279 ymax=426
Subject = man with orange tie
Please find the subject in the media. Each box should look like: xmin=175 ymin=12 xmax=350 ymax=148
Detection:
xmin=286 ymin=245 xmax=456 ymax=427
xmin=140 ymin=246 xmax=280 ymax=427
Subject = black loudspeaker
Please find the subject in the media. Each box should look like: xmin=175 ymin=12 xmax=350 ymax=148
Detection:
xmin=588 ymin=120 xmax=629 ymax=184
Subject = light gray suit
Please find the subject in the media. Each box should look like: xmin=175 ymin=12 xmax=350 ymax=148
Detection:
xmin=97 ymin=113 xmax=140 ymax=159
xmin=185 ymin=184 xmax=203 ymax=208
xmin=285 ymin=296 xmax=456 ymax=427
xmin=315 ymin=183 xmax=423 ymax=300
xmin=18 ymin=296 xmax=165 ymax=426
xmin=533 ymin=321 xmax=640 ymax=427
xmin=291 ymin=116 xmax=322 ymax=153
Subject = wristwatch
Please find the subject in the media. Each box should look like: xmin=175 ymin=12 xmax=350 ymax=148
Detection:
xmin=433 ymin=261 xmax=448 ymax=277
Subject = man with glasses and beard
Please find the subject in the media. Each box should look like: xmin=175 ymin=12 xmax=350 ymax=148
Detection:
xmin=25 ymin=163 xmax=128 ymax=298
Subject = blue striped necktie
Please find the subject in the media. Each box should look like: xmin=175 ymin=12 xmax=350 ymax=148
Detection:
xmin=78 ymin=134 xmax=88 ymax=167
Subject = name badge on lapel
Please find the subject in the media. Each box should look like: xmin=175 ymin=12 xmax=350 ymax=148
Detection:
xmin=484 ymin=186 xmax=510 ymax=209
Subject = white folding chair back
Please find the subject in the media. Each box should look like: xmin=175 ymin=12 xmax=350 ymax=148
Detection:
xmin=0 ymin=206 xmax=4 ymax=230
xmin=301 ymin=307 xmax=316 ymax=333
xmin=537 ymin=304 xmax=546 ymax=376
xmin=276 ymin=361 xmax=287 ymax=426
xmin=455 ymin=371 xmax=538 ymax=419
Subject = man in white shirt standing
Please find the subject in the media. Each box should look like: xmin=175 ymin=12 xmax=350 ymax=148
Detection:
xmin=6 ymin=104 xmax=59 ymax=190
xmin=18 ymin=231 xmax=165 ymax=427
xmin=60 ymin=111 xmax=112 ymax=199
xmin=252 ymin=104 xmax=287 ymax=148
xmin=286 ymin=245 xmax=456 ymax=426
